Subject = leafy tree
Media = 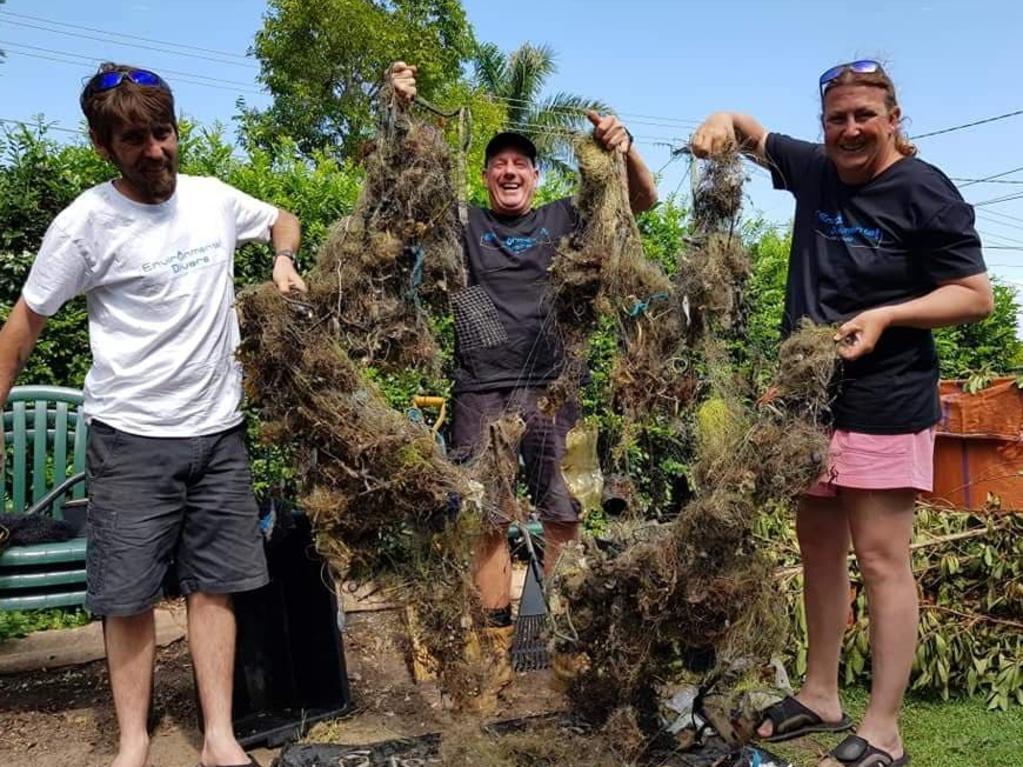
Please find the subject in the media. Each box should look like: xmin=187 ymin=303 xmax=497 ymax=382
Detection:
xmin=934 ymin=280 xmax=1023 ymax=379
xmin=473 ymin=42 xmax=607 ymax=173
xmin=242 ymin=0 xmax=476 ymax=158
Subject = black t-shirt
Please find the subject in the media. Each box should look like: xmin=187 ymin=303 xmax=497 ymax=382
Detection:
xmin=766 ymin=133 xmax=986 ymax=434
xmin=452 ymin=198 xmax=578 ymax=392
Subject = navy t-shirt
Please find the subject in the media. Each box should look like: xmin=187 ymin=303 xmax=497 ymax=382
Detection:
xmin=766 ymin=133 xmax=986 ymax=434
xmin=452 ymin=198 xmax=578 ymax=392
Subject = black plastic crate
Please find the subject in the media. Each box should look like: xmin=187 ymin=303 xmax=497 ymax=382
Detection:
xmin=229 ymin=511 xmax=351 ymax=747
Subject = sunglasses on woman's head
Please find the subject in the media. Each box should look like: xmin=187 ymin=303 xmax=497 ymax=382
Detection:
xmin=819 ymin=60 xmax=883 ymax=95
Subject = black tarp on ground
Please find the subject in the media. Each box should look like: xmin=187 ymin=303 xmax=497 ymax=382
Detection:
xmin=272 ymin=718 xmax=793 ymax=767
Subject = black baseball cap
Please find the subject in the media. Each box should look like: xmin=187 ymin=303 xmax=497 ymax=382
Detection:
xmin=484 ymin=131 xmax=537 ymax=165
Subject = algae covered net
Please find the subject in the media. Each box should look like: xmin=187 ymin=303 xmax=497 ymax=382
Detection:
xmin=236 ymin=92 xmax=516 ymax=706
xmin=305 ymin=86 xmax=467 ymax=375
xmin=548 ymin=322 xmax=839 ymax=750
xmin=675 ymin=149 xmax=750 ymax=340
xmin=543 ymin=146 xmax=841 ymax=756
xmin=546 ymin=137 xmax=690 ymax=425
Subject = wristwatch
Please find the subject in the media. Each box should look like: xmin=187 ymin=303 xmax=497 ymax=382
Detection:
xmin=275 ymin=249 xmax=296 ymax=261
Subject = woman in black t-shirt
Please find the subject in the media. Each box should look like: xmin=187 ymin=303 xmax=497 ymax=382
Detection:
xmin=691 ymin=62 xmax=992 ymax=767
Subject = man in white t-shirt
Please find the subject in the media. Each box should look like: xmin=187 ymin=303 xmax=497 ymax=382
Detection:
xmin=0 ymin=64 xmax=305 ymax=767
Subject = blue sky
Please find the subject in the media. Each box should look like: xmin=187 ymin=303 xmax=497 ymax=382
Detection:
xmin=2 ymin=0 xmax=1023 ymax=306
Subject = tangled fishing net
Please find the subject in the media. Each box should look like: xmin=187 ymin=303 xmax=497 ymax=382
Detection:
xmin=236 ymin=92 xmax=522 ymax=707
xmin=543 ymin=148 xmax=841 ymax=757
xmin=546 ymin=137 xmax=690 ymax=425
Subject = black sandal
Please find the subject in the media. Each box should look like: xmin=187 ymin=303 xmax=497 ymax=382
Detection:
xmin=759 ymin=695 xmax=853 ymax=742
xmin=828 ymin=734 xmax=910 ymax=766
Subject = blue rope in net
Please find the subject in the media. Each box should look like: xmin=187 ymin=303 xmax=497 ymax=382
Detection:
xmin=627 ymin=290 xmax=670 ymax=317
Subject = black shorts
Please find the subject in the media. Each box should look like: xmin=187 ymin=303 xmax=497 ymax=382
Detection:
xmin=84 ymin=421 xmax=268 ymax=617
xmin=451 ymin=387 xmax=580 ymax=524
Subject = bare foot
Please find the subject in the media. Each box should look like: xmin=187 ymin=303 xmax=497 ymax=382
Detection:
xmin=200 ymin=734 xmax=250 ymax=767
xmin=110 ymin=736 xmax=150 ymax=767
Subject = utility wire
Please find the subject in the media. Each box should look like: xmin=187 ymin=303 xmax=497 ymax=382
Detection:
xmin=910 ymin=109 xmax=1023 ymax=140
xmin=0 ymin=10 xmax=254 ymax=62
xmin=978 ymin=229 xmax=1023 ymax=248
xmin=487 ymin=94 xmax=701 ymax=129
xmin=502 ymin=120 xmax=682 ymax=145
xmin=0 ymin=17 xmax=258 ymax=69
xmin=977 ymin=208 xmax=1023 ymax=227
xmin=954 ymin=177 xmax=1023 ymax=186
xmin=0 ymin=41 xmax=262 ymax=90
xmin=974 ymin=190 xmax=1023 ymax=208
xmin=955 ymin=165 xmax=1023 ymax=188
xmin=0 ymin=117 xmax=81 ymax=135
xmin=3 ymin=48 xmax=266 ymax=96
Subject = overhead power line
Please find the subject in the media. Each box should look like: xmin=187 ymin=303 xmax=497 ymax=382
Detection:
xmin=0 ymin=16 xmax=259 ymax=69
xmin=955 ymin=165 xmax=1023 ymax=188
xmin=0 ymin=117 xmax=82 ymax=135
xmin=502 ymin=120 xmax=682 ymax=146
xmin=0 ymin=41 xmax=261 ymax=90
xmin=955 ymin=177 xmax=1023 ymax=186
xmin=974 ymin=191 xmax=1023 ymax=208
xmin=3 ymin=48 xmax=265 ymax=97
xmin=978 ymin=208 xmax=1023 ymax=227
xmin=910 ymin=109 xmax=1023 ymax=140
xmin=0 ymin=10 xmax=254 ymax=61
xmin=487 ymin=94 xmax=701 ymax=128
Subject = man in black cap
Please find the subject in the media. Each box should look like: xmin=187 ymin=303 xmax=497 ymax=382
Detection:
xmin=389 ymin=61 xmax=656 ymax=698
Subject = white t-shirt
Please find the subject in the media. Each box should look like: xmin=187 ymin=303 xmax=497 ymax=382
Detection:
xmin=22 ymin=175 xmax=279 ymax=437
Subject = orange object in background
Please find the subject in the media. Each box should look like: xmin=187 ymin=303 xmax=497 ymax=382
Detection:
xmin=926 ymin=377 xmax=1023 ymax=511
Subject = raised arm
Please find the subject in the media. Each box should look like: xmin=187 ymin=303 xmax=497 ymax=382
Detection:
xmin=585 ymin=110 xmax=657 ymax=213
xmin=690 ymin=111 xmax=770 ymax=165
xmin=0 ymin=299 xmax=48 ymax=408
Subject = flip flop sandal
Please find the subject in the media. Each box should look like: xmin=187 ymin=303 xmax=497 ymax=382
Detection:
xmin=759 ymin=695 xmax=854 ymax=742
xmin=197 ymin=759 xmax=261 ymax=767
xmin=829 ymin=734 xmax=910 ymax=766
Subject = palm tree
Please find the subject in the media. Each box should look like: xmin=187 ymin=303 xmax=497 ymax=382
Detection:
xmin=474 ymin=42 xmax=609 ymax=174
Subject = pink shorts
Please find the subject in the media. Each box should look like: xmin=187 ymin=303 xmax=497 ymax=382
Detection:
xmin=806 ymin=427 xmax=936 ymax=497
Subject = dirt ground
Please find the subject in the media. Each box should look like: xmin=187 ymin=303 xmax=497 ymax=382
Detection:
xmin=0 ymin=608 xmax=564 ymax=767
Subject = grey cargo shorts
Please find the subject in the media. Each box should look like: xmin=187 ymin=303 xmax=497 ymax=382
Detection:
xmin=84 ymin=420 xmax=268 ymax=617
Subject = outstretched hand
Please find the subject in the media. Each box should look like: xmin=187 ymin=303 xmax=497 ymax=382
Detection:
xmin=388 ymin=61 xmax=417 ymax=105
xmin=690 ymin=114 xmax=738 ymax=158
xmin=586 ymin=110 xmax=632 ymax=154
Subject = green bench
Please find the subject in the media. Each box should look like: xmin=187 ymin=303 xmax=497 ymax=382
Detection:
xmin=0 ymin=386 xmax=89 ymax=611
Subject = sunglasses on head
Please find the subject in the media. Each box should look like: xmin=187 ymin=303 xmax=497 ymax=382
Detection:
xmin=819 ymin=60 xmax=882 ymax=94
xmin=80 ymin=68 xmax=169 ymax=108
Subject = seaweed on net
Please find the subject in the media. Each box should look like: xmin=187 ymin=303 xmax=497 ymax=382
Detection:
xmin=546 ymin=136 xmax=692 ymax=426
xmin=548 ymin=145 xmax=842 ymax=744
xmin=549 ymin=316 xmax=840 ymax=736
xmin=675 ymin=150 xmax=751 ymax=339
xmin=235 ymin=93 xmax=526 ymax=708
xmin=304 ymin=86 xmax=466 ymax=376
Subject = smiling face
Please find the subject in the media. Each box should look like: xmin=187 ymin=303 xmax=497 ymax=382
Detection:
xmin=94 ymin=119 xmax=179 ymax=204
xmin=483 ymin=147 xmax=540 ymax=216
xmin=822 ymin=84 xmax=903 ymax=185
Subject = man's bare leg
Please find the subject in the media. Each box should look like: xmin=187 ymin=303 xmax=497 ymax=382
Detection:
xmin=541 ymin=520 xmax=579 ymax=577
xmin=188 ymin=592 xmax=249 ymax=767
xmin=104 ymin=611 xmax=155 ymax=767
xmin=474 ymin=526 xmax=513 ymax=610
